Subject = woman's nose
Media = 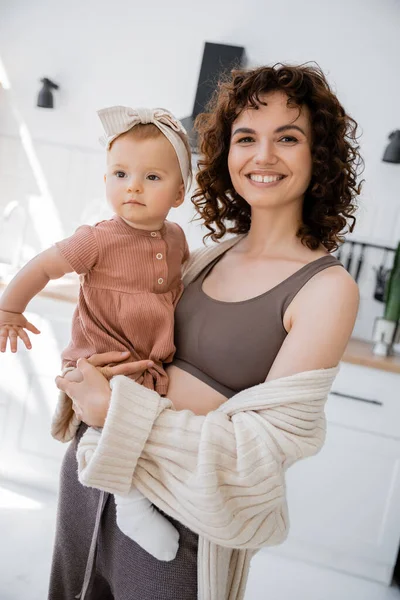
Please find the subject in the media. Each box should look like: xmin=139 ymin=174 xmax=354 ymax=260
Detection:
xmin=254 ymin=141 xmax=278 ymax=165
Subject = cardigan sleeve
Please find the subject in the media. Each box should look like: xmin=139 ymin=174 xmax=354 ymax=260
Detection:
xmin=76 ymin=370 xmax=334 ymax=549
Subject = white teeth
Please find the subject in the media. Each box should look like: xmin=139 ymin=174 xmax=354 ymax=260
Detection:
xmin=249 ymin=174 xmax=284 ymax=183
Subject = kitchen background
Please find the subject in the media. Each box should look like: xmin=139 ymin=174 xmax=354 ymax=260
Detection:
xmin=1 ymin=0 xmax=400 ymax=339
xmin=0 ymin=0 xmax=400 ymax=599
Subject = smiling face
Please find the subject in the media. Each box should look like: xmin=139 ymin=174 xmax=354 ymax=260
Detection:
xmin=227 ymin=91 xmax=313 ymax=214
xmin=105 ymin=130 xmax=185 ymax=230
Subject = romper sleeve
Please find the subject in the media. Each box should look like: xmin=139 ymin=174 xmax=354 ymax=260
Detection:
xmin=55 ymin=225 xmax=99 ymax=275
xmin=76 ymin=368 xmax=337 ymax=549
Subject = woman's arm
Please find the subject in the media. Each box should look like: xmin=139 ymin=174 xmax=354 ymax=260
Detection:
xmin=75 ymin=367 xmax=336 ymax=549
xmin=57 ymin=266 xmax=357 ymax=549
xmin=57 ymin=368 xmax=337 ymax=550
xmin=0 ymin=247 xmax=74 ymax=351
xmin=267 ymin=265 xmax=359 ymax=380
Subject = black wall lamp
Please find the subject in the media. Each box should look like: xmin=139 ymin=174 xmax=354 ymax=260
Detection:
xmin=383 ymin=130 xmax=400 ymax=164
xmin=37 ymin=77 xmax=59 ymax=109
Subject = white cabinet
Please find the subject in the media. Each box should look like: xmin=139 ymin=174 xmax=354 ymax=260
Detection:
xmin=0 ymin=292 xmax=75 ymax=492
xmin=265 ymin=362 xmax=400 ymax=585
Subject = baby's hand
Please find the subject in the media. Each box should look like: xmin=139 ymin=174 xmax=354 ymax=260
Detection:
xmin=0 ymin=310 xmax=41 ymax=353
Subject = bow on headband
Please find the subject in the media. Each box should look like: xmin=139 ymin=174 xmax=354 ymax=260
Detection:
xmin=97 ymin=106 xmax=192 ymax=191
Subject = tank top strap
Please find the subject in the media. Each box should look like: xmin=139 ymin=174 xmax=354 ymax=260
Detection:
xmin=281 ymin=255 xmax=343 ymax=317
xmin=193 ymin=254 xmax=224 ymax=286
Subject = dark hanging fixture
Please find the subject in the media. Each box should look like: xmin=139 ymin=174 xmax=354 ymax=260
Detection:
xmin=382 ymin=130 xmax=400 ymax=164
xmin=37 ymin=77 xmax=59 ymax=109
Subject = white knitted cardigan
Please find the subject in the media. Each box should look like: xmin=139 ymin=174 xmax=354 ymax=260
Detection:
xmin=58 ymin=236 xmax=339 ymax=600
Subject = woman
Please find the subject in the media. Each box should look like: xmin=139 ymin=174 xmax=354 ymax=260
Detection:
xmin=51 ymin=63 xmax=362 ymax=600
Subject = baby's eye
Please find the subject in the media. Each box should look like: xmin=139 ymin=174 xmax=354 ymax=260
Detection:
xmin=147 ymin=174 xmax=160 ymax=181
xmin=115 ymin=170 xmax=126 ymax=178
xmin=237 ymin=136 xmax=254 ymax=144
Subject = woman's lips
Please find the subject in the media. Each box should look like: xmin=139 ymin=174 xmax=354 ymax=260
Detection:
xmin=245 ymin=174 xmax=287 ymax=188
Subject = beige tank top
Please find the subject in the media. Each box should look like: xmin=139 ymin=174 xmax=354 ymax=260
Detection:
xmin=172 ymin=250 xmax=342 ymax=398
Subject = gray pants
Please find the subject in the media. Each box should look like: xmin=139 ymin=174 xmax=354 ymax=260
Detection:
xmin=48 ymin=425 xmax=198 ymax=600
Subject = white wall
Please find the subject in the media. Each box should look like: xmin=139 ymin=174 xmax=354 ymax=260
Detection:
xmin=0 ymin=0 xmax=399 ymax=339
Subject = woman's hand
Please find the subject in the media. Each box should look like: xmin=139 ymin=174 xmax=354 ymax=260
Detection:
xmin=55 ymin=351 xmax=153 ymax=428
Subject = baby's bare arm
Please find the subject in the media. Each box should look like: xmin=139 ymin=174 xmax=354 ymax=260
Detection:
xmin=0 ymin=246 xmax=74 ymax=352
xmin=0 ymin=246 xmax=73 ymax=313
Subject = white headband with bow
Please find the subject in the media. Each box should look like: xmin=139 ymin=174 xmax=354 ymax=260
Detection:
xmin=97 ymin=106 xmax=192 ymax=191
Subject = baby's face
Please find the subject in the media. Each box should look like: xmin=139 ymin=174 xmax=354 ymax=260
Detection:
xmin=105 ymin=134 xmax=185 ymax=230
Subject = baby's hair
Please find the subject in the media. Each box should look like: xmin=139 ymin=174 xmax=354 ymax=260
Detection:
xmin=109 ymin=123 xmax=193 ymax=180
xmin=111 ymin=123 xmax=163 ymax=146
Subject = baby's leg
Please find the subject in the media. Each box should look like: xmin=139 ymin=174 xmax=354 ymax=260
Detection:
xmin=102 ymin=361 xmax=178 ymax=559
xmin=114 ymin=487 xmax=179 ymax=561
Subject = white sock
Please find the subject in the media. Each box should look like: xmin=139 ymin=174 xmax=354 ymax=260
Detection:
xmin=114 ymin=487 xmax=179 ymax=561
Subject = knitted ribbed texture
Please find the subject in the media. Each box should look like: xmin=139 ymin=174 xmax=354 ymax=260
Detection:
xmin=97 ymin=106 xmax=192 ymax=191
xmin=77 ymin=382 xmax=170 ymax=494
xmin=56 ymin=215 xmax=189 ymax=396
xmin=75 ymin=235 xmax=339 ymax=600
xmin=77 ymin=367 xmax=337 ymax=540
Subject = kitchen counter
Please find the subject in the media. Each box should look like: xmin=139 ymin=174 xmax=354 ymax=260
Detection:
xmin=1 ymin=278 xmax=400 ymax=374
xmin=0 ymin=276 xmax=80 ymax=304
xmin=343 ymin=337 xmax=400 ymax=375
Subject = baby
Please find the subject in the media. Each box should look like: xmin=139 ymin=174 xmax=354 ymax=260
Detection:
xmin=0 ymin=106 xmax=192 ymax=561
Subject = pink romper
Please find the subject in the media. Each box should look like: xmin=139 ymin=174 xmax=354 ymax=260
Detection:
xmin=56 ymin=215 xmax=189 ymax=396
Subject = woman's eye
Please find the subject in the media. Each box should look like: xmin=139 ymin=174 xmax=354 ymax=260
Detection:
xmin=147 ymin=174 xmax=160 ymax=181
xmin=279 ymin=136 xmax=298 ymax=144
xmin=237 ymin=136 xmax=254 ymax=144
xmin=115 ymin=171 xmax=126 ymax=178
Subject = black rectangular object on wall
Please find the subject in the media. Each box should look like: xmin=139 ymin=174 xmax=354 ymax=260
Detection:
xmin=193 ymin=42 xmax=246 ymax=118
xmin=181 ymin=41 xmax=246 ymax=152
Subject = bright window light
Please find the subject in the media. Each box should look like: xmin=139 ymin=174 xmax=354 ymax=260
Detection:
xmin=0 ymin=486 xmax=43 ymax=510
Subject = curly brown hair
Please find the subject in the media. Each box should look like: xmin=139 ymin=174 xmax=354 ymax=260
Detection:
xmin=192 ymin=63 xmax=364 ymax=252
